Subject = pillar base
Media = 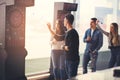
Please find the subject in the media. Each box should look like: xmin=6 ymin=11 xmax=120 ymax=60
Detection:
xmin=5 ymin=47 xmax=27 ymax=80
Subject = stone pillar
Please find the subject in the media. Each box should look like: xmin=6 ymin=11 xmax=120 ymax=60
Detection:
xmin=73 ymin=0 xmax=80 ymax=31
xmin=0 ymin=0 xmax=14 ymax=80
xmin=5 ymin=0 xmax=34 ymax=80
xmin=0 ymin=3 xmax=6 ymax=80
xmin=112 ymin=0 xmax=119 ymax=22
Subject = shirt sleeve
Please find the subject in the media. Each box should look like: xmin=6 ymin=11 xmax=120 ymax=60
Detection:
xmin=83 ymin=30 xmax=89 ymax=43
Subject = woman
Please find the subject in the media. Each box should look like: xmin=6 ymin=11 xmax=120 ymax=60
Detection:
xmin=97 ymin=22 xmax=120 ymax=68
xmin=47 ymin=20 xmax=67 ymax=80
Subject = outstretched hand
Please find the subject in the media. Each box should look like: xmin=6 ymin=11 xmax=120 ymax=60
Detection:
xmin=46 ymin=22 xmax=55 ymax=36
xmin=47 ymin=23 xmax=51 ymax=29
xmin=96 ymin=20 xmax=99 ymax=25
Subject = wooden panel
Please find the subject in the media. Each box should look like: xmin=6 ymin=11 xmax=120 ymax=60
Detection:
xmin=6 ymin=5 xmax=25 ymax=48
xmin=15 ymin=0 xmax=34 ymax=7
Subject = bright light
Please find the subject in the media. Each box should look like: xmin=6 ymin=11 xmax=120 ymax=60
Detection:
xmin=25 ymin=0 xmax=72 ymax=59
xmin=25 ymin=0 xmax=54 ymax=59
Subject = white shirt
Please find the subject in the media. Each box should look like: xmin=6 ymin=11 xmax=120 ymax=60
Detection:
xmin=51 ymin=39 xmax=65 ymax=50
xmin=91 ymin=29 xmax=94 ymax=37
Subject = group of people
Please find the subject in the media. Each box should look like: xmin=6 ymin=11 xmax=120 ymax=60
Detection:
xmin=47 ymin=13 xmax=120 ymax=80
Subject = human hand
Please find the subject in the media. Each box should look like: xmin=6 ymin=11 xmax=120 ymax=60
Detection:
xmin=47 ymin=23 xmax=51 ymax=29
xmin=96 ymin=20 xmax=99 ymax=25
xmin=64 ymin=46 xmax=69 ymax=51
xmin=92 ymin=50 xmax=97 ymax=54
xmin=96 ymin=20 xmax=103 ymax=25
xmin=86 ymin=36 xmax=91 ymax=41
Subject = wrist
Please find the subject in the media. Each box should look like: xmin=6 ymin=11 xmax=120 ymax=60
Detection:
xmin=62 ymin=45 xmax=65 ymax=50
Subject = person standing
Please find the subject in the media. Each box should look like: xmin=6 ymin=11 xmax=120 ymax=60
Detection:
xmin=63 ymin=13 xmax=80 ymax=80
xmin=83 ymin=18 xmax=103 ymax=74
xmin=47 ymin=13 xmax=80 ymax=80
xmin=47 ymin=19 xmax=67 ymax=80
xmin=97 ymin=22 xmax=120 ymax=68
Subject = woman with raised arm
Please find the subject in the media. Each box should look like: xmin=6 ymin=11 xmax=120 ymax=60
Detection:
xmin=97 ymin=22 xmax=120 ymax=68
xmin=47 ymin=20 xmax=67 ymax=80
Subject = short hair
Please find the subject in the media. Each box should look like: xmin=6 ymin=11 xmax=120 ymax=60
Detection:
xmin=91 ymin=17 xmax=97 ymax=22
xmin=65 ymin=13 xmax=74 ymax=25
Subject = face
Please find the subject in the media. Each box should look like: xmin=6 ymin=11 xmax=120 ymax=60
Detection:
xmin=64 ymin=17 xmax=67 ymax=27
xmin=110 ymin=24 xmax=114 ymax=33
xmin=55 ymin=20 xmax=60 ymax=31
xmin=90 ymin=20 xmax=96 ymax=28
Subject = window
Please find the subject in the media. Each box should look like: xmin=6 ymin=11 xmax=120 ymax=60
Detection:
xmin=25 ymin=0 xmax=74 ymax=75
xmin=25 ymin=0 xmax=120 ymax=75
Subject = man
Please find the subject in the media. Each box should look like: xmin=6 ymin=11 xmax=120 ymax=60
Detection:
xmin=83 ymin=18 xmax=103 ymax=74
xmin=63 ymin=13 xmax=80 ymax=79
xmin=47 ymin=13 xmax=80 ymax=79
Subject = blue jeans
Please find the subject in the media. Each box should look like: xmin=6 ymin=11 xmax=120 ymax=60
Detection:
xmin=51 ymin=50 xmax=67 ymax=80
xmin=109 ymin=48 xmax=120 ymax=68
xmin=65 ymin=60 xmax=79 ymax=79
xmin=83 ymin=51 xmax=98 ymax=74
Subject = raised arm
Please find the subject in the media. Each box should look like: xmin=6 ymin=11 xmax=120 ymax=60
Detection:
xmin=47 ymin=23 xmax=56 ymax=36
xmin=47 ymin=23 xmax=65 ymax=41
xmin=97 ymin=22 xmax=109 ymax=37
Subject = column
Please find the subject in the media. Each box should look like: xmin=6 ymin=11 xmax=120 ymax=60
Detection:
xmin=0 ymin=3 xmax=6 ymax=80
xmin=112 ymin=0 xmax=119 ymax=22
xmin=73 ymin=0 xmax=80 ymax=31
xmin=5 ymin=0 xmax=34 ymax=80
xmin=0 ymin=0 xmax=14 ymax=80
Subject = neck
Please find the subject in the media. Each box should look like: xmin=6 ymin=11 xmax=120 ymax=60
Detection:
xmin=112 ymin=32 xmax=117 ymax=36
xmin=91 ymin=26 xmax=96 ymax=30
xmin=67 ymin=24 xmax=73 ymax=31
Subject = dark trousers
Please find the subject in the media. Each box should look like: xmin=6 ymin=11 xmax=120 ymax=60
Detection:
xmin=83 ymin=53 xmax=98 ymax=74
xmin=108 ymin=48 xmax=120 ymax=68
xmin=65 ymin=60 xmax=79 ymax=79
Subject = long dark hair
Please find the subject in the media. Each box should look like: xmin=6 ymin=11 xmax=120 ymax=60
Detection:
xmin=110 ymin=23 xmax=119 ymax=45
xmin=55 ymin=19 xmax=65 ymax=35
xmin=53 ymin=19 xmax=65 ymax=41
